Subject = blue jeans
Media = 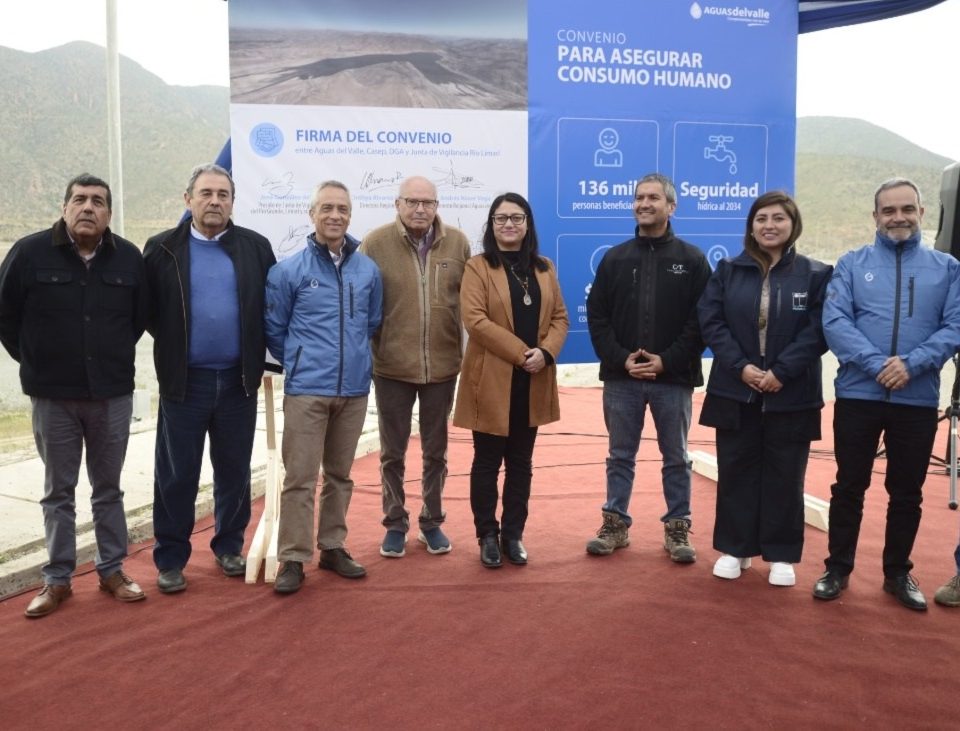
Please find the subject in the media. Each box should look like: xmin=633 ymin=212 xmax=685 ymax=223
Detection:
xmin=601 ymin=378 xmax=693 ymax=527
xmin=153 ymin=367 xmax=257 ymax=570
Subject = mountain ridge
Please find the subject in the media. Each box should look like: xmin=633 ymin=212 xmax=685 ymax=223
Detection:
xmin=1 ymin=42 xmax=954 ymax=262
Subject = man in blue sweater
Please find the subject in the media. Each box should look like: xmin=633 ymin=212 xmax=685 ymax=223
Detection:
xmin=145 ymin=164 xmax=276 ymax=594
xmin=814 ymin=178 xmax=960 ymax=611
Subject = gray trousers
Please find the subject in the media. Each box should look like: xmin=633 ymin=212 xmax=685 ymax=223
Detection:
xmin=277 ymin=393 xmax=368 ymax=562
xmin=373 ymin=376 xmax=455 ymax=533
xmin=32 ymin=395 xmax=133 ymax=584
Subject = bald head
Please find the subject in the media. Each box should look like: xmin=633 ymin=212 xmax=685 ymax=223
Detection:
xmin=396 ymin=176 xmax=438 ymax=237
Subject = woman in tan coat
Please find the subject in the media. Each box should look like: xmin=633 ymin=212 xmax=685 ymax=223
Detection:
xmin=453 ymin=192 xmax=569 ymax=568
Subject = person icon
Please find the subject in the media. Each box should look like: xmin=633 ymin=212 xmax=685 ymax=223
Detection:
xmin=594 ymin=128 xmax=623 ymax=168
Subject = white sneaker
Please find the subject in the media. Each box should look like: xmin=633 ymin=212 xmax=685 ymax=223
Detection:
xmin=713 ymin=554 xmax=752 ymax=580
xmin=768 ymin=562 xmax=796 ymax=586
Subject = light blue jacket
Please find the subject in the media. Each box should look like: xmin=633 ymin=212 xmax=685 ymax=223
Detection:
xmin=264 ymin=234 xmax=383 ymax=397
xmin=824 ymin=231 xmax=960 ymax=407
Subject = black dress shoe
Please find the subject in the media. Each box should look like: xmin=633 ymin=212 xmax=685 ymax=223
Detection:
xmin=501 ymin=537 xmax=528 ymax=565
xmin=319 ymin=548 xmax=367 ymax=578
xmin=883 ymin=573 xmax=928 ymax=611
xmin=479 ymin=534 xmax=502 ymax=568
xmin=157 ymin=568 xmax=187 ymax=594
xmin=274 ymin=561 xmax=304 ymax=594
xmin=812 ymin=570 xmax=848 ymax=600
xmin=216 ymin=553 xmax=246 ymax=577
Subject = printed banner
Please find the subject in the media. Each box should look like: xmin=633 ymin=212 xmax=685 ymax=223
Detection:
xmin=228 ymin=0 xmax=797 ymax=362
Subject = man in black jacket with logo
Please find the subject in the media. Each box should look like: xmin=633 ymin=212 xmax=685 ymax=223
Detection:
xmin=0 ymin=173 xmax=149 ymax=617
xmin=145 ymin=164 xmax=275 ymax=594
xmin=585 ymin=173 xmax=710 ymax=562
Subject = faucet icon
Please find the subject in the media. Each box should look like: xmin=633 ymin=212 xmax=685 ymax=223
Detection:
xmin=704 ymin=135 xmax=737 ymax=174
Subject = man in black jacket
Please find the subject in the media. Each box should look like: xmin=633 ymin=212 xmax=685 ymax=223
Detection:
xmin=145 ymin=164 xmax=275 ymax=594
xmin=0 ymin=173 xmax=149 ymax=617
xmin=585 ymin=173 xmax=710 ymax=562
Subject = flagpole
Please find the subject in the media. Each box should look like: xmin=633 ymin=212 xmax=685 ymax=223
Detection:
xmin=105 ymin=0 xmax=124 ymax=236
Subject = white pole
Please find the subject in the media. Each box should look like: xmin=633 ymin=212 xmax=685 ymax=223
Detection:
xmin=105 ymin=0 xmax=124 ymax=236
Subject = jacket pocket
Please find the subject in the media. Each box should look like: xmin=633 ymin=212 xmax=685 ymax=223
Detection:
xmin=33 ymin=269 xmax=75 ymax=310
xmin=100 ymin=270 xmax=137 ymax=310
xmin=288 ymin=344 xmax=303 ymax=381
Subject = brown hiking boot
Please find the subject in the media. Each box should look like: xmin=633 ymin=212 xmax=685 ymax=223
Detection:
xmin=664 ymin=518 xmax=696 ymax=563
xmin=586 ymin=511 xmax=630 ymax=555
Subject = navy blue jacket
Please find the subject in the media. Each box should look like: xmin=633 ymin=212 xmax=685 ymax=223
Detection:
xmin=698 ymin=248 xmax=831 ymax=413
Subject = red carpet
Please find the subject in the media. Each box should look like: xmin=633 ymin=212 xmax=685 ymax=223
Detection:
xmin=1 ymin=388 xmax=958 ymax=729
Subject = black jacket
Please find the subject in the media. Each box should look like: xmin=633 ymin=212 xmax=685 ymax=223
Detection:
xmin=697 ymin=248 xmax=832 ymax=414
xmin=0 ymin=219 xmax=147 ymax=399
xmin=587 ymin=224 xmax=710 ymax=385
xmin=144 ymin=219 xmax=276 ymax=401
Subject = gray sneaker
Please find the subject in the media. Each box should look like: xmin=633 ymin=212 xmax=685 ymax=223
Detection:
xmin=586 ymin=511 xmax=630 ymax=555
xmin=664 ymin=518 xmax=696 ymax=563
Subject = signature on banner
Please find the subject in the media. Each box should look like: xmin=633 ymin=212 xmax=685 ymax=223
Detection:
xmin=433 ymin=160 xmax=483 ymax=190
xmin=359 ymin=170 xmax=404 ymax=192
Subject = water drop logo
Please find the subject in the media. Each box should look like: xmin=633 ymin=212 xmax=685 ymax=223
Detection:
xmin=250 ymin=123 xmax=284 ymax=158
xmin=690 ymin=2 xmax=703 ymax=19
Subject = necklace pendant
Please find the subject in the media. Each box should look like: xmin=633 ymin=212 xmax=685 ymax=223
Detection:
xmin=523 ymin=293 xmax=532 ymax=306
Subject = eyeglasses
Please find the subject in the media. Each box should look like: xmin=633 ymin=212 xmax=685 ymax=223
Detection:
xmin=400 ymin=198 xmax=438 ymax=211
xmin=492 ymin=213 xmax=527 ymax=226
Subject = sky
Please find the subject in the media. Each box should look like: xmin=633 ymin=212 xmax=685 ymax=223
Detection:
xmin=1 ymin=0 xmax=958 ymax=160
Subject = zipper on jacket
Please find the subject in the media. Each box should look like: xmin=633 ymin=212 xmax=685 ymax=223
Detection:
xmin=890 ymin=247 xmax=903 ymax=356
xmin=775 ymin=283 xmax=782 ymax=319
xmin=349 ymin=282 xmax=355 ymax=318
xmin=908 ymin=276 xmax=915 ymax=317
xmin=161 ymin=243 xmax=190 ymax=388
xmin=886 ymin=246 xmax=905 ymax=401
xmin=337 ymin=264 xmax=345 ymax=395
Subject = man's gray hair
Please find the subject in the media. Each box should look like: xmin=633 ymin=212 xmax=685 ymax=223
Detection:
xmin=636 ymin=173 xmax=677 ymax=205
xmin=309 ymin=180 xmax=351 ymax=211
xmin=874 ymin=177 xmax=922 ymax=211
xmin=186 ymin=163 xmax=235 ymax=198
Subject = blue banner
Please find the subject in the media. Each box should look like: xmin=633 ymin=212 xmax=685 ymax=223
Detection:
xmin=528 ymin=0 xmax=797 ymax=362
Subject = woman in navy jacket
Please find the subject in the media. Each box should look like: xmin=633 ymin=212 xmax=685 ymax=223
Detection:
xmin=698 ymin=191 xmax=832 ymax=587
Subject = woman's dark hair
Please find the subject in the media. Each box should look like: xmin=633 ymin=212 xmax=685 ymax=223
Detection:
xmin=481 ymin=192 xmax=548 ymax=272
xmin=743 ymin=190 xmax=803 ymax=276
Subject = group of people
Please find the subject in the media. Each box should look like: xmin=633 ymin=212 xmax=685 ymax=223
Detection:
xmin=3 ymin=166 xmax=960 ymax=617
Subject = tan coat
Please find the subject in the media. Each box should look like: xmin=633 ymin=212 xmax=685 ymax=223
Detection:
xmin=453 ymin=255 xmax=569 ymax=436
xmin=361 ymin=214 xmax=471 ymax=383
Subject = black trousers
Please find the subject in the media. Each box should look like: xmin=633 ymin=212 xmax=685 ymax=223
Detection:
xmin=713 ymin=401 xmax=814 ymax=563
xmin=825 ymin=398 xmax=938 ymax=579
xmin=469 ymin=374 xmax=538 ymax=540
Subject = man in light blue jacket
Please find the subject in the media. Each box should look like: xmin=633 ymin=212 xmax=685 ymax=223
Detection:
xmin=264 ymin=180 xmax=383 ymax=594
xmin=813 ymin=178 xmax=960 ymax=611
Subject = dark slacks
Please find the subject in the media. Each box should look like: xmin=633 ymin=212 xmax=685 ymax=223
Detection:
xmin=33 ymin=395 xmax=133 ymax=583
xmin=825 ymin=398 xmax=938 ymax=579
xmin=469 ymin=373 xmax=537 ymax=540
xmin=152 ymin=367 xmax=257 ymax=570
xmin=374 ymin=375 xmax=456 ymax=533
xmin=713 ymin=401 xmax=815 ymax=563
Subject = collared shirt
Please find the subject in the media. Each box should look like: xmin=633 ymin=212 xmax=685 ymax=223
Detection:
xmin=412 ymin=225 xmax=435 ymax=267
xmin=67 ymin=234 xmax=103 ymax=269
